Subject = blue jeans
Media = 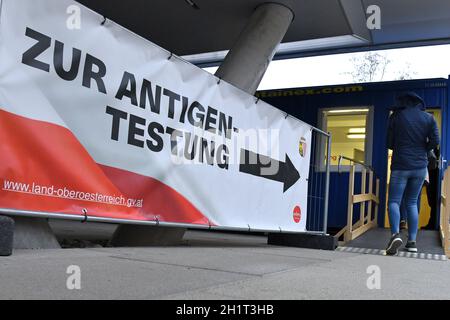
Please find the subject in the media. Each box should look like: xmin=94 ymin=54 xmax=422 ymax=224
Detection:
xmin=388 ymin=168 xmax=427 ymax=241
xmin=400 ymin=192 xmax=421 ymax=221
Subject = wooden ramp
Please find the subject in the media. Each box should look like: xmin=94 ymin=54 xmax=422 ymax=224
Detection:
xmin=338 ymin=228 xmax=447 ymax=261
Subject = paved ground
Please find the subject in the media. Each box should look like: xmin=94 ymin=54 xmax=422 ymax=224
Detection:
xmin=0 ymin=229 xmax=449 ymax=300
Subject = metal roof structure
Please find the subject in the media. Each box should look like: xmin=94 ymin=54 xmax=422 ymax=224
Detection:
xmin=76 ymin=0 xmax=450 ymax=65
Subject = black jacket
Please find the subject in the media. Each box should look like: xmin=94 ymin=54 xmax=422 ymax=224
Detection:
xmin=387 ymin=92 xmax=440 ymax=171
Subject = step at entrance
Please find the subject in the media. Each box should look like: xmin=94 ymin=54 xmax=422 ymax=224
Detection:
xmin=338 ymin=228 xmax=446 ymax=261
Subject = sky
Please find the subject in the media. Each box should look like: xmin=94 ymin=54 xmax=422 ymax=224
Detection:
xmin=204 ymin=44 xmax=450 ymax=90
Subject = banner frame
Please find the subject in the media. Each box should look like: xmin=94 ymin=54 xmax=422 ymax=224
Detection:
xmin=0 ymin=0 xmax=328 ymax=234
xmin=0 ymin=208 xmax=326 ymax=235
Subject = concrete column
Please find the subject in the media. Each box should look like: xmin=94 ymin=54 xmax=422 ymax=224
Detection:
xmin=215 ymin=3 xmax=294 ymax=95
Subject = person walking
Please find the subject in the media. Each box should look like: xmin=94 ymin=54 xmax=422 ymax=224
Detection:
xmin=385 ymin=92 xmax=439 ymax=255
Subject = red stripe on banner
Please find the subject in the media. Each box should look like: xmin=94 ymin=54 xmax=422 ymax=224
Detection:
xmin=0 ymin=108 xmax=211 ymax=225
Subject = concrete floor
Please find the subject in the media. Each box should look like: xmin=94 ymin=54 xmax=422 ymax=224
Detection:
xmin=0 ymin=229 xmax=449 ymax=300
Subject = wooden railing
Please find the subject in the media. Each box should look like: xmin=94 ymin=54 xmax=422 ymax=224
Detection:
xmin=335 ymin=156 xmax=380 ymax=244
xmin=440 ymin=169 xmax=450 ymax=258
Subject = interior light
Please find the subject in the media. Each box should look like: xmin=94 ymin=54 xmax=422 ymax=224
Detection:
xmin=328 ymin=109 xmax=369 ymax=114
xmin=348 ymin=128 xmax=366 ymax=133
xmin=347 ymin=134 xmax=366 ymax=139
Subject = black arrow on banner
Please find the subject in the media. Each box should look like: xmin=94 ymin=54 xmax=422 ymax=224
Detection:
xmin=239 ymin=149 xmax=300 ymax=193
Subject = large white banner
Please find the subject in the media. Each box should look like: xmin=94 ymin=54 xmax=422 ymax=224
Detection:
xmin=0 ymin=0 xmax=312 ymax=232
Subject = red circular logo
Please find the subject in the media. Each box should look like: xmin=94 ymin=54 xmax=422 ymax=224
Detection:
xmin=293 ymin=206 xmax=301 ymax=223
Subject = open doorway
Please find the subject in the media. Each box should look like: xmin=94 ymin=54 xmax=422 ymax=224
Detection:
xmin=319 ymin=107 xmax=373 ymax=169
xmin=384 ymin=108 xmax=442 ymax=229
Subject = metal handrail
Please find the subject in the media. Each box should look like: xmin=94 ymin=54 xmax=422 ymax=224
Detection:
xmin=338 ymin=155 xmax=373 ymax=173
